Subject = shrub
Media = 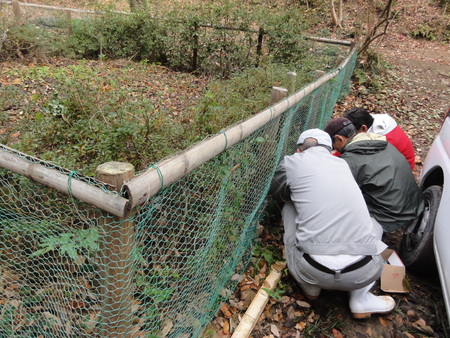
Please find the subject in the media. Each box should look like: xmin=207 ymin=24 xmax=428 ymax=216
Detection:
xmin=4 ymin=63 xmax=189 ymax=175
xmin=0 ymin=22 xmax=63 ymax=60
xmin=259 ymin=10 xmax=311 ymax=65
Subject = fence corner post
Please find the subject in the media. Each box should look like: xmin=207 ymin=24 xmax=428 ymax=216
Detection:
xmin=95 ymin=161 xmax=135 ymax=337
xmin=270 ymin=86 xmax=288 ymax=105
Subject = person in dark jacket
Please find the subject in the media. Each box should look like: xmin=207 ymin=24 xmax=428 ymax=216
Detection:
xmin=324 ymin=117 xmax=424 ymax=233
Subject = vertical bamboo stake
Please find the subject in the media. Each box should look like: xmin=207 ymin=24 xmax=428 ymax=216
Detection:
xmin=99 ymin=33 xmax=104 ymax=61
xmin=256 ymin=27 xmax=264 ymax=56
xmin=286 ymin=72 xmax=297 ymax=95
xmin=255 ymin=27 xmax=264 ymax=67
xmin=270 ymin=87 xmax=288 ymax=105
xmin=65 ymin=9 xmax=72 ymax=35
xmin=12 ymin=0 xmax=21 ymax=21
xmin=335 ymin=55 xmax=345 ymax=68
xmin=192 ymin=21 xmax=199 ymax=71
xmin=96 ymin=161 xmax=135 ymax=337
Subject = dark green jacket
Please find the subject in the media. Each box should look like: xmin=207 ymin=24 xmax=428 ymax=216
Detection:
xmin=341 ymin=133 xmax=424 ymax=224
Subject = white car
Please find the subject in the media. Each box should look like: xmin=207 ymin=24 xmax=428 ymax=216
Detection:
xmin=400 ymin=108 xmax=450 ymax=322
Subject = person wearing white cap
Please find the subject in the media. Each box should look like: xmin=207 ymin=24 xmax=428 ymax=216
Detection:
xmin=269 ymin=128 xmax=395 ymax=319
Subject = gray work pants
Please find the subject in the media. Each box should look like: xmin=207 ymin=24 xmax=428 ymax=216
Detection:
xmin=282 ymin=202 xmax=384 ymax=292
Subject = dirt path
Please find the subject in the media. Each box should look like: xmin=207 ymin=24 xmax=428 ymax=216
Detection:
xmin=378 ymin=34 xmax=450 ymax=161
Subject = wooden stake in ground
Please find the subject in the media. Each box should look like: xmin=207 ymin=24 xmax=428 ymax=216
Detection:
xmin=286 ymin=72 xmax=297 ymax=95
xmin=96 ymin=161 xmax=135 ymax=338
xmin=270 ymin=87 xmax=289 ymax=105
xmin=231 ymin=261 xmax=287 ymax=338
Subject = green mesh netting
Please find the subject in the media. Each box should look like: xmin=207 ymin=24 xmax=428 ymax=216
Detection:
xmin=0 ymin=49 xmax=357 ymax=337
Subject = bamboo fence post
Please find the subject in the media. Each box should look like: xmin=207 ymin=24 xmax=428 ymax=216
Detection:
xmin=270 ymin=87 xmax=288 ymax=105
xmin=12 ymin=0 xmax=21 ymax=21
xmin=231 ymin=261 xmax=286 ymax=337
xmin=256 ymin=27 xmax=264 ymax=67
xmin=192 ymin=21 xmax=199 ymax=71
xmin=256 ymin=27 xmax=264 ymax=56
xmin=65 ymin=9 xmax=72 ymax=35
xmin=335 ymin=55 xmax=345 ymax=68
xmin=286 ymin=71 xmax=297 ymax=95
xmin=96 ymin=161 xmax=135 ymax=337
xmin=314 ymin=70 xmax=326 ymax=78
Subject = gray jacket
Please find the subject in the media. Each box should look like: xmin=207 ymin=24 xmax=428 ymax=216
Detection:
xmin=270 ymin=146 xmax=386 ymax=255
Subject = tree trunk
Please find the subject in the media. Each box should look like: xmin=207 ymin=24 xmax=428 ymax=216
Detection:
xmin=337 ymin=0 xmax=343 ymax=24
xmin=330 ymin=0 xmax=342 ymax=28
xmin=359 ymin=0 xmax=395 ymax=54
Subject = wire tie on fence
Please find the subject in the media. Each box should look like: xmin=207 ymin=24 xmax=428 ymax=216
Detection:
xmin=269 ymin=107 xmax=274 ymax=121
xmin=67 ymin=171 xmax=78 ymax=196
xmin=148 ymin=164 xmax=164 ymax=190
xmin=219 ymin=130 xmax=228 ymax=151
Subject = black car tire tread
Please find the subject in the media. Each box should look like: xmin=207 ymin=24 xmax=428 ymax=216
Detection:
xmin=399 ymin=185 xmax=442 ymax=275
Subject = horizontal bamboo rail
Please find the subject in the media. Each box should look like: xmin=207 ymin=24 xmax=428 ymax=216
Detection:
xmin=124 ymin=44 xmax=357 ymax=208
xmin=5 ymin=0 xmax=131 ymax=15
xmin=0 ymin=145 xmax=130 ymax=218
xmin=305 ymin=36 xmax=353 ymax=46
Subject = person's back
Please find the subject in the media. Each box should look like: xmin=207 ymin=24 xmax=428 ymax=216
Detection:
xmin=344 ymin=108 xmax=415 ymax=170
xmin=283 ymin=145 xmax=381 ymax=255
xmin=341 ymin=133 xmax=422 ymax=230
xmin=270 ymin=129 xmax=395 ymax=319
xmin=324 ymin=117 xmax=424 ymax=233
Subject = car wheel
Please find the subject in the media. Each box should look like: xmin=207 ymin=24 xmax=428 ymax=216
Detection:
xmin=399 ymin=185 xmax=442 ymax=274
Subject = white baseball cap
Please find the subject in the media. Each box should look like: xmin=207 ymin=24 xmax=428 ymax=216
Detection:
xmin=297 ymin=128 xmax=332 ymax=148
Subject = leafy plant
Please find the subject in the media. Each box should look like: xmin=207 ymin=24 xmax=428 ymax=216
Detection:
xmin=260 ymin=10 xmax=310 ymax=65
xmin=253 ymin=243 xmax=282 ymax=267
xmin=30 ymin=227 xmax=99 ymax=262
xmin=262 ymin=280 xmax=289 ymax=301
xmin=303 ymin=308 xmax=347 ymax=336
xmin=262 ymin=287 xmax=285 ymax=300
xmin=352 ymin=48 xmax=390 ymax=91
xmin=411 ymin=23 xmax=437 ymax=41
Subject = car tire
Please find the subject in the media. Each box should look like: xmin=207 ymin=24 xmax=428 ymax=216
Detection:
xmin=399 ymin=185 xmax=442 ymax=275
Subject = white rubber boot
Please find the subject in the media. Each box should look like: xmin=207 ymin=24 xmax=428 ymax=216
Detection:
xmin=349 ymin=282 xmax=395 ymax=319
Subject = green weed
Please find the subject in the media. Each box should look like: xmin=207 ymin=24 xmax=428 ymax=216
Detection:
xmin=303 ymin=308 xmax=347 ymax=337
xmin=30 ymin=227 xmax=99 ymax=261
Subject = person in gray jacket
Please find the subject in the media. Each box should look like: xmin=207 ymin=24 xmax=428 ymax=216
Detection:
xmin=324 ymin=117 xmax=424 ymax=233
xmin=269 ymin=128 xmax=395 ymax=319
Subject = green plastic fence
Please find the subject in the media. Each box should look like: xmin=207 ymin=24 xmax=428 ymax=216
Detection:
xmin=0 ymin=48 xmax=357 ymax=337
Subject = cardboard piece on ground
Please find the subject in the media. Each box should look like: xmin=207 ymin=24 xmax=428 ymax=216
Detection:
xmin=380 ymin=249 xmax=409 ymax=293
